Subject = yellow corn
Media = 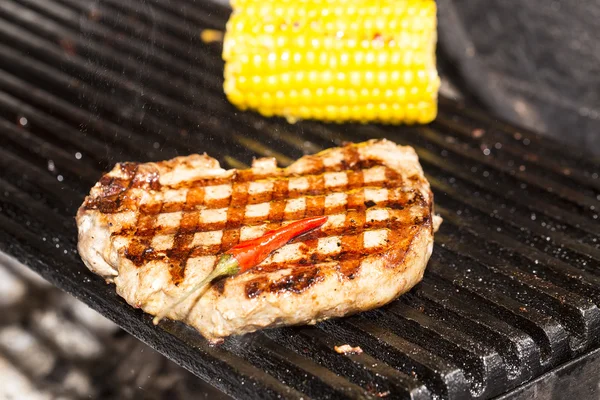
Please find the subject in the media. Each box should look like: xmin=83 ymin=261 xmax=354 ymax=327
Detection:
xmin=223 ymin=0 xmax=439 ymax=124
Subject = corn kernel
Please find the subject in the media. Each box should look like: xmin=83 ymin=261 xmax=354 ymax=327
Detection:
xmin=223 ymin=0 xmax=439 ymax=125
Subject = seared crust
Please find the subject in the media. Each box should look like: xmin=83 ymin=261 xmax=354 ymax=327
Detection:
xmin=77 ymin=140 xmax=438 ymax=342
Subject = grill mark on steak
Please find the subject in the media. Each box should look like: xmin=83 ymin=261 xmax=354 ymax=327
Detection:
xmin=121 ymin=164 xmax=156 ymax=266
xmin=131 ymin=216 xmax=420 ymax=263
xmin=234 ymin=169 xmax=256 ymax=183
xmin=115 ymin=188 xmax=418 ymax=261
xmin=212 ymin=278 xmax=227 ymax=295
xmin=123 ymin=168 xmax=163 ymax=268
xmin=113 ymin=169 xmax=390 ymax=215
xmin=341 ymin=145 xmax=361 ymax=171
xmin=87 ymin=156 xmax=383 ymax=214
xmin=125 ymin=213 xmax=159 ymax=267
xmin=85 ymin=163 xmax=140 ymax=213
xmin=117 ymin=220 xmax=421 ymax=274
xmin=305 ymin=193 xmax=325 ymax=217
xmin=304 ymin=176 xmax=325 ymax=215
xmin=245 ymin=277 xmax=267 ymax=298
xmin=84 ymin=162 xmax=164 ymax=213
xmin=167 ymin=188 xmax=205 ymax=285
xmin=123 ymin=207 xmax=423 ymax=294
xmin=220 ymin=181 xmax=249 ymax=252
xmin=243 ymin=225 xmax=415 ymax=298
xmin=114 ymin=183 xmax=412 ymax=237
xmin=245 ymin=267 xmax=324 ymax=298
xmin=346 ymin=169 xmax=365 ymax=191
xmin=340 ymin=207 xmax=366 ymax=279
xmin=102 ymin=154 xmax=424 ymax=286
xmin=267 ymin=178 xmax=290 ymax=230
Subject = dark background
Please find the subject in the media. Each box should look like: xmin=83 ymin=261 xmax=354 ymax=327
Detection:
xmin=438 ymin=0 xmax=600 ymax=157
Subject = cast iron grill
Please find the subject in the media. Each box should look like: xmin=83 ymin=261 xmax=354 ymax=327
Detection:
xmin=0 ymin=0 xmax=599 ymax=398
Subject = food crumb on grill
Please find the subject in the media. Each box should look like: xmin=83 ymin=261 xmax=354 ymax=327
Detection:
xmin=334 ymin=344 xmax=363 ymax=355
xmin=200 ymin=29 xmax=223 ymax=43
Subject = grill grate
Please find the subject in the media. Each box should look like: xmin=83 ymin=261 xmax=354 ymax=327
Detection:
xmin=0 ymin=0 xmax=599 ymax=398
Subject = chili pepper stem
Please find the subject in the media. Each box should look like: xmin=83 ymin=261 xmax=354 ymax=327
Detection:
xmin=152 ymin=254 xmax=240 ymax=325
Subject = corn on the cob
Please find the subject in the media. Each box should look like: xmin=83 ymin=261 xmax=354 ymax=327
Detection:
xmin=223 ymin=0 xmax=439 ymax=124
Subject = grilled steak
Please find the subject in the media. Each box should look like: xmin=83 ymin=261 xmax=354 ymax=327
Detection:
xmin=77 ymin=140 xmax=440 ymax=342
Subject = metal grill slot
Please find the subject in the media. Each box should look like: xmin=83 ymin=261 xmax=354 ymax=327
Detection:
xmin=437 ymin=208 xmax=600 ymax=291
xmin=54 ymin=0 xmax=225 ymax=72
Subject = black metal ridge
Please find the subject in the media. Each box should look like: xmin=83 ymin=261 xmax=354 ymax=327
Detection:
xmin=0 ymin=0 xmax=599 ymax=398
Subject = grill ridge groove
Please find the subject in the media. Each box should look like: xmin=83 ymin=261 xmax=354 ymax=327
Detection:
xmin=413 ymin=128 xmax=600 ymax=211
xmin=433 ymin=240 xmax=599 ymax=352
xmin=0 ymin=70 xmax=177 ymax=162
xmin=23 ymin=0 xmax=600 ymax=212
xmin=9 ymin=0 xmax=596 ymax=225
xmin=425 ymin=262 xmax=564 ymax=366
xmin=137 ymin=0 xmax=232 ymax=28
xmin=424 ymin=166 xmax=598 ymax=249
xmin=55 ymin=0 xmax=225 ymax=72
xmin=0 ymin=91 xmax=114 ymax=165
xmin=222 ymin=333 xmax=359 ymax=399
xmin=270 ymin=327 xmax=432 ymax=399
xmin=402 ymin=289 xmax=538 ymax=382
xmin=437 ymin=232 xmax=600 ymax=339
xmin=0 ymin=117 xmax=100 ymax=184
xmin=436 ymin=207 xmax=600 ymax=290
xmin=436 ymin=97 xmax=600 ymax=173
xmin=430 ymin=176 xmax=600 ymax=261
xmin=433 ymin=188 xmax=600 ymax=274
xmin=430 ymin=116 xmax=600 ymax=193
xmin=1 ymin=1 xmax=599 ymax=398
xmin=413 ymin=144 xmax=598 ymax=234
xmin=0 ymin=43 xmax=250 ymax=164
xmin=344 ymin=318 xmax=472 ymax=400
xmin=0 ymin=178 xmax=73 ymax=237
xmin=0 ymin=146 xmax=81 ymax=209
xmin=364 ymin=307 xmax=501 ymax=398
xmin=29 ymin=0 xmax=226 ymax=94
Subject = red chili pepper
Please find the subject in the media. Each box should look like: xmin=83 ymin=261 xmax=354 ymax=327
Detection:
xmin=153 ymin=215 xmax=328 ymax=324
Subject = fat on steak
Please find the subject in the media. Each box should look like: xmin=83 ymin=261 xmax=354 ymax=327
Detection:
xmin=77 ymin=139 xmax=441 ymax=342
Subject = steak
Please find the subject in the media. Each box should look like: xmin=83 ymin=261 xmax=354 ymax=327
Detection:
xmin=77 ymin=139 xmax=440 ymax=342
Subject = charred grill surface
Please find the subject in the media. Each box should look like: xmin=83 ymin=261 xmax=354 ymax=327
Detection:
xmin=0 ymin=0 xmax=599 ymax=399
